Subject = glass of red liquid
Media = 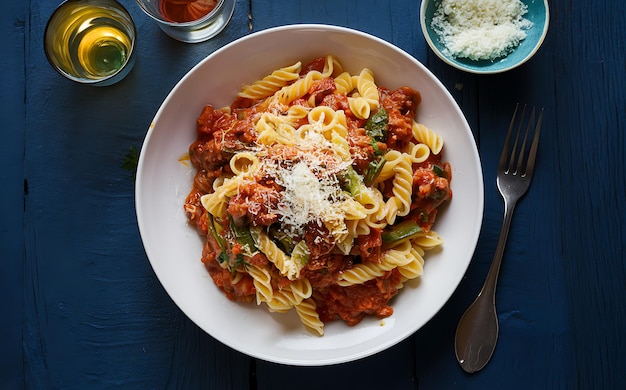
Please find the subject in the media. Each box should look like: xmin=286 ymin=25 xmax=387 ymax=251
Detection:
xmin=135 ymin=0 xmax=235 ymax=43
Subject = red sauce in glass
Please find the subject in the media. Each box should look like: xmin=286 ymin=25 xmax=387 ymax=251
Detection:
xmin=160 ymin=0 xmax=217 ymax=23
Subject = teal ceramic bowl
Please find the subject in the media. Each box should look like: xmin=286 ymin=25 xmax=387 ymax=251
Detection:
xmin=420 ymin=0 xmax=549 ymax=74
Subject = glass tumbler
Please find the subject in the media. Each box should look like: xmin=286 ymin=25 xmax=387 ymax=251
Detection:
xmin=44 ymin=0 xmax=137 ymax=86
xmin=135 ymin=0 xmax=235 ymax=43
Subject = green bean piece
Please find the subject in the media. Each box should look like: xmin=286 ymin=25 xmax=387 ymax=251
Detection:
xmin=291 ymin=240 xmax=310 ymax=266
xmin=381 ymin=220 xmax=422 ymax=243
xmin=269 ymin=225 xmax=295 ymax=253
xmin=364 ymin=156 xmax=386 ymax=186
xmin=341 ymin=165 xmax=365 ymax=196
xmin=207 ymin=214 xmax=229 ymax=264
xmin=228 ymin=215 xmax=257 ymax=256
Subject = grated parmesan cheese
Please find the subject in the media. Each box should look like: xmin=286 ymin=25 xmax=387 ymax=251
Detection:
xmin=431 ymin=0 xmax=533 ymax=61
xmin=275 ymin=161 xmax=342 ymax=229
xmin=258 ymin=150 xmax=351 ymax=240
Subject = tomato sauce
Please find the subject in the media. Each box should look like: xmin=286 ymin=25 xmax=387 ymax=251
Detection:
xmin=315 ymin=270 xmax=404 ymax=326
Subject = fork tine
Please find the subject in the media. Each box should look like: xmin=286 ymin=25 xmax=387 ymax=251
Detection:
xmin=522 ymin=108 xmax=543 ymax=178
xmin=499 ymin=104 xmax=520 ymax=173
xmin=500 ymin=104 xmax=529 ymax=174
xmin=508 ymin=105 xmax=526 ymax=173
xmin=516 ymin=107 xmax=536 ymax=174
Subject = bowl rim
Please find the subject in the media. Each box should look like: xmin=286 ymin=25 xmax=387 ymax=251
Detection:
xmin=420 ymin=0 xmax=550 ymax=74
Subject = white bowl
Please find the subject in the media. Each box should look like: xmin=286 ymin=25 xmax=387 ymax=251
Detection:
xmin=136 ymin=24 xmax=484 ymax=365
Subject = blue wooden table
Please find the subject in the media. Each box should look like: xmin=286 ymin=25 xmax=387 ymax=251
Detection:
xmin=3 ymin=0 xmax=625 ymax=388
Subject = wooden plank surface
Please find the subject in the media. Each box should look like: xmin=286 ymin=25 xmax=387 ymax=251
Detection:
xmin=548 ymin=1 xmax=626 ymax=387
xmin=1 ymin=2 xmax=27 ymax=389
xmin=20 ymin=1 xmax=254 ymax=388
xmin=4 ymin=0 xmax=625 ymax=388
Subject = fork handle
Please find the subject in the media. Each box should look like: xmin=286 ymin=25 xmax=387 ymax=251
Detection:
xmin=454 ymin=197 xmax=518 ymax=373
xmin=483 ymin=197 xmax=518 ymax=298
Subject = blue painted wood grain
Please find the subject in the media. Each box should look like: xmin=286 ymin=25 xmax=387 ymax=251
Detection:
xmin=4 ymin=0 xmax=626 ymax=388
xmin=1 ymin=2 xmax=27 ymax=389
xmin=20 ymin=1 xmax=254 ymax=388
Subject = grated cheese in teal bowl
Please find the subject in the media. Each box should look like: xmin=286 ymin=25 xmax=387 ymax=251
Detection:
xmin=420 ymin=0 xmax=549 ymax=74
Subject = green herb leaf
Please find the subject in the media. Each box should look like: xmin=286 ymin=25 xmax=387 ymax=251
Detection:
xmin=364 ymin=107 xmax=388 ymax=143
xmin=122 ymin=145 xmax=139 ymax=177
xmin=218 ymin=251 xmax=230 ymax=264
xmin=432 ymin=164 xmax=445 ymax=177
xmin=233 ymin=254 xmax=245 ymax=267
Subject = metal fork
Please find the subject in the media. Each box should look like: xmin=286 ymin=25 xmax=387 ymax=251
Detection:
xmin=454 ymin=104 xmax=544 ymax=373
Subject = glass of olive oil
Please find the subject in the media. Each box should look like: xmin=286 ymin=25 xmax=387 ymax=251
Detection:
xmin=44 ymin=0 xmax=136 ymax=86
xmin=135 ymin=0 xmax=235 ymax=43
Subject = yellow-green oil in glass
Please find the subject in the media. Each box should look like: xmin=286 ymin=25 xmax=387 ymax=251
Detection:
xmin=46 ymin=1 xmax=134 ymax=82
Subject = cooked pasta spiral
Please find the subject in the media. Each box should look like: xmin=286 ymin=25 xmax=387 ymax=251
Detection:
xmin=412 ymin=121 xmax=443 ymax=155
xmin=238 ymin=62 xmax=302 ymax=100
